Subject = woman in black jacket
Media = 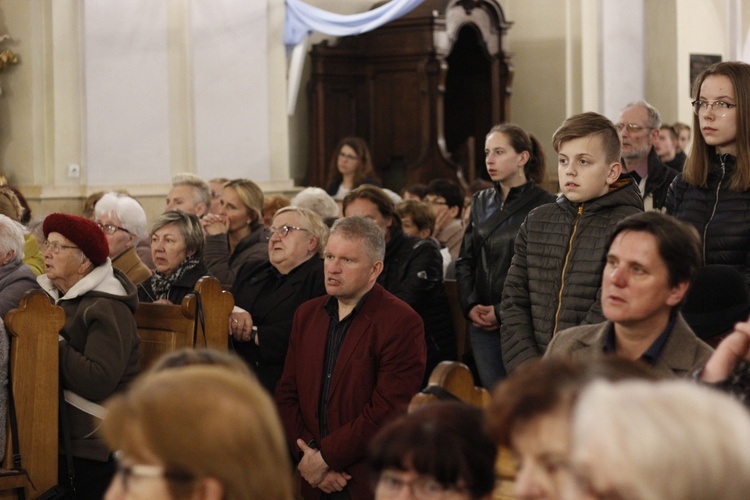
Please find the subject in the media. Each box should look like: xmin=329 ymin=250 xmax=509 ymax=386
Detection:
xmin=228 ymin=207 xmax=328 ymax=394
xmin=666 ymin=61 xmax=750 ymax=290
xmin=455 ymin=124 xmax=555 ymax=388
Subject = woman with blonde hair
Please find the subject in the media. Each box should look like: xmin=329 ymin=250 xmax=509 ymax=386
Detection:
xmin=202 ymin=178 xmax=269 ymax=286
xmin=102 ymin=365 xmax=293 ymax=500
xmin=666 ymin=61 xmax=750 ymax=289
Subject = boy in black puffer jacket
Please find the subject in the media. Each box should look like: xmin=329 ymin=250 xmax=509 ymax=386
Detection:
xmin=500 ymin=112 xmax=643 ymax=372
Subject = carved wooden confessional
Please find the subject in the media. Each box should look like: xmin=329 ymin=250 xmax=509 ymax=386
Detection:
xmin=306 ymin=0 xmax=512 ymax=190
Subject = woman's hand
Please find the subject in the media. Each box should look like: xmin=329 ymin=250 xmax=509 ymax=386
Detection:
xmin=229 ymin=307 xmax=255 ymax=343
xmin=201 ymin=214 xmax=229 ymax=235
xmin=468 ymin=304 xmax=499 ymax=331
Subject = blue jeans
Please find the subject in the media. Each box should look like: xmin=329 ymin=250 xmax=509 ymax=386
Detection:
xmin=469 ymin=324 xmax=506 ymax=389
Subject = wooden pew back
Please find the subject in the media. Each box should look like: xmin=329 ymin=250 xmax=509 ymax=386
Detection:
xmin=410 ymin=361 xmax=516 ymax=500
xmin=0 ymin=290 xmax=64 ymax=498
xmin=443 ymin=280 xmax=470 ymax=361
xmin=136 ymin=276 xmax=234 ymax=370
xmin=183 ymin=276 xmax=233 ymax=352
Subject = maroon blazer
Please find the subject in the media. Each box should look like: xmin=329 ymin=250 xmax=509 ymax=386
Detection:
xmin=275 ymin=284 xmax=426 ymax=500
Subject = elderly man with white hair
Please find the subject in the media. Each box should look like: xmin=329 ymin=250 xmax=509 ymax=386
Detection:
xmin=0 ymin=213 xmax=39 ymax=319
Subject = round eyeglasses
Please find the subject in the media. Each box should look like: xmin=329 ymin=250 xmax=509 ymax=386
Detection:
xmin=267 ymin=225 xmax=309 ymax=239
xmin=113 ymin=451 xmax=193 ymax=493
xmin=43 ymin=240 xmax=79 ymax=254
xmin=96 ymin=222 xmax=130 ymax=235
xmin=692 ymin=99 xmax=736 ymax=117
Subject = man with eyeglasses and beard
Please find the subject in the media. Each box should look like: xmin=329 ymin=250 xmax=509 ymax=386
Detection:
xmin=616 ymin=100 xmax=678 ymax=212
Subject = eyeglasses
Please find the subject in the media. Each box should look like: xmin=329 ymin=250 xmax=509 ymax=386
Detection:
xmin=113 ymin=451 xmax=193 ymax=493
xmin=692 ymin=99 xmax=737 ymax=117
xmin=376 ymin=472 xmax=463 ymax=499
xmin=96 ymin=222 xmax=130 ymax=235
xmin=267 ymin=225 xmax=309 ymax=239
xmin=425 ymin=198 xmax=448 ymax=206
xmin=614 ymin=123 xmax=647 ymax=133
xmin=43 ymin=240 xmax=79 ymax=254
xmin=338 ymin=152 xmax=358 ymax=161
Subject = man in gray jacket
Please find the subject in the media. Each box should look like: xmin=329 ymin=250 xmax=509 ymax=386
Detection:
xmin=546 ymin=212 xmax=713 ymax=378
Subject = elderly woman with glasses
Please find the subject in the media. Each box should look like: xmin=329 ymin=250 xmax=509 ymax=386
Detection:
xmin=138 ymin=210 xmax=209 ymax=305
xmin=666 ymin=61 xmax=750 ymax=289
xmin=37 ymin=213 xmax=139 ymax=498
xmin=94 ymin=192 xmax=152 ymax=286
xmin=229 ymin=207 xmax=328 ymax=394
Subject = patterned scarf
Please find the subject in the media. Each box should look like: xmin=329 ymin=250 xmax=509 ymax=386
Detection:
xmin=149 ymin=254 xmax=200 ymax=301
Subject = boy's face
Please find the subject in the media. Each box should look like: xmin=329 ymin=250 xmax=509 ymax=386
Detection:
xmin=557 ymin=136 xmax=620 ymax=203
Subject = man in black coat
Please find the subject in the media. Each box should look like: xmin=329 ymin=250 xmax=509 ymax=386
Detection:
xmin=343 ymin=186 xmax=455 ymax=382
xmin=616 ymin=100 xmax=678 ymax=211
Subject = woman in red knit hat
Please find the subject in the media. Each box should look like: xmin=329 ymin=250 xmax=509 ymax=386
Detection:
xmin=38 ymin=212 xmax=139 ymax=499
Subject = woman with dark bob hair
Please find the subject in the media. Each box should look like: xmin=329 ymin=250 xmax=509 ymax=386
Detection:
xmin=325 ymin=136 xmax=380 ymax=201
xmin=138 ymin=210 xmax=209 ymax=304
xmin=368 ymin=401 xmax=497 ymax=500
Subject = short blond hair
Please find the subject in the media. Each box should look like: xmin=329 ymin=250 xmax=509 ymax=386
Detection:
xmin=103 ymin=365 xmax=293 ymax=500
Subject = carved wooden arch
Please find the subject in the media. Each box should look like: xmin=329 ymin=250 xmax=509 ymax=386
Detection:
xmin=305 ymin=0 xmax=513 ymax=189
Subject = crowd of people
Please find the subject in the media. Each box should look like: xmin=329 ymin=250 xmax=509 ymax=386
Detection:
xmin=0 ymin=60 xmax=749 ymax=499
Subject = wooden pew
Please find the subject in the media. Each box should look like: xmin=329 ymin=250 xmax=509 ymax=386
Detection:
xmin=183 ymin=276 xmax=233 ymax=352
xmin=0 ymin=290 xmax=65 ymax=498
xmin=409 ymin=361 xmax=516 ymax=500
xmin=136 ymin=276 xmax=234 ymax=370
xmin=443 ymin=280 xmax=471 ymax=361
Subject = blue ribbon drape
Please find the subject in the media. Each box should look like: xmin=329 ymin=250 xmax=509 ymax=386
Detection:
xmin=284 ymin=0 xmax=424 ymax=48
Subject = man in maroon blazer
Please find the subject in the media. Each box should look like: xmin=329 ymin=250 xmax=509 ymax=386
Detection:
xmin=275 ymin=216 xmax=426 ymax=500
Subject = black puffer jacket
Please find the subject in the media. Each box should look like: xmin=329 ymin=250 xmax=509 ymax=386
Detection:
xmin=379 ymin=229 xmax=455 ymax=380
xmin=666 ymin=153 xmax=750 ymax=289
xmin=500 ymin=178 xmax=643 ymax=372
xmin=455 ymin=182 xmax=556 ymax=320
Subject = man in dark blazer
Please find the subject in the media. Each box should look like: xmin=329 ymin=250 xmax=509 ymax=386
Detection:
xmin=546 ymin=212 xmax=713 ymax=378
xmin=275 ymin=216 xmax=426 ymax=500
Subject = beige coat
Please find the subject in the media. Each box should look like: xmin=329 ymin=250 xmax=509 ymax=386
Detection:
xmin=546 ymin=314 xmax=713 ymax=378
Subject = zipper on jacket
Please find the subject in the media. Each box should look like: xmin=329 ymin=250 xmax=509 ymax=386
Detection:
xmin=702 ymin=155 xmax=727 ymax=263
xmin=553 ymin=204 xmax=583 ymax=335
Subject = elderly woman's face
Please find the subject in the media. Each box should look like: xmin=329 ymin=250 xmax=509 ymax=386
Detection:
xmin=268 ymin=211 xmax=316 ymax=275
xmin=151 ymin=223 xmax=190 ymax=276
xmin=42 ymin=232 xmax=87 ymax=293
xmin=97 ymin=214 xmax=136 ymax=259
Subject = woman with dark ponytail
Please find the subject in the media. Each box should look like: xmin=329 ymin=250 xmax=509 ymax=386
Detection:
xmin=455 ymin=124 xmax=556 ymax=388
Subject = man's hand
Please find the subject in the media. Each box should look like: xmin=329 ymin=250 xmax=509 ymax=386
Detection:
xmin=701 ymin=320 xmax=750 ymax=383
xmin=434 ymin=208 xmax=453 ymax=234
xmin=468 ymin=304 xmax=499 ymax=331
xmin=296 ymin=439 xmax=329 ymax=487
xmin=317 ymin=470 xmax=352 ymax=493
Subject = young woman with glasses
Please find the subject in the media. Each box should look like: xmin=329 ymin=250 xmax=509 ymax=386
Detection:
xmin=666 ymin=61 xmax=750 ymax=289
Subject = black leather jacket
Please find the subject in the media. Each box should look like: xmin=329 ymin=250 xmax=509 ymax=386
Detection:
xmin=379 ymin=229 xmax=455 ymax=379
xmin=455 ymin=182 xmax=556 ymax=320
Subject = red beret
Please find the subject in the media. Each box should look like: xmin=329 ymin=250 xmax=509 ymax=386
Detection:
xmin=43 ymin=213 xmax=109 ymax=266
